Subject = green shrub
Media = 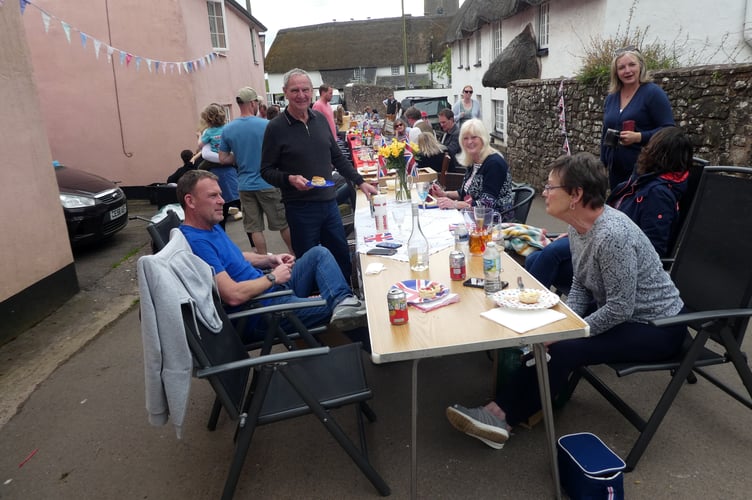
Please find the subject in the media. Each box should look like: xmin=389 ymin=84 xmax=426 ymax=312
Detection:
xmin=576 ymin=28 xmax=681 ymax=86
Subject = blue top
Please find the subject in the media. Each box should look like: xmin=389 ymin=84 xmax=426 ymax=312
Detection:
xmin=201 ymin=126 xmax=223 ymax=154
xmin=608 ymin=170 xmax=688 ymax=257
xmin=220 ymin=116 xmax=273 ymax=191
xmin=179 ymin=224 xmax=263 ymax=282
xmin=600 ymin=82 xmax=674 ymax=186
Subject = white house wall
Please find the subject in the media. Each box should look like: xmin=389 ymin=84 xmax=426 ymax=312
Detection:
xmin=450 ymin=0 xmax=752 ymax=145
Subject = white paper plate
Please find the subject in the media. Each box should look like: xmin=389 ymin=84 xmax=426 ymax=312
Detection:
xmin=492 ymin=288 xmax=560 ymax=310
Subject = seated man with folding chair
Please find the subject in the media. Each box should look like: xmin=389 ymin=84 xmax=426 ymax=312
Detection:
xmin=176 ymin=169 xmax=366 ymax=340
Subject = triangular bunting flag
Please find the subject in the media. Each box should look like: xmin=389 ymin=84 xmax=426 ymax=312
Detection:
xmin=135 ymin=56 xmax=142 ymax=70
xmin=20 ymin=0 xmax=29 ymax=15
xmin=93 ymin=39 xmax=102 ymax=59
xmin=146 ymin=59 xmax=153 ymax=73
xmin=107 ymin=45 xmax=114 ymax=63
xmin=41 ymin=12 xmax=51 ymax=32
xmin=125 ymin=53 xmax=133 ymax=66
xmin=61 ymin=21 xmax=71 ymax=43
xmin=80 ymin=32 xmax=87 ymax=48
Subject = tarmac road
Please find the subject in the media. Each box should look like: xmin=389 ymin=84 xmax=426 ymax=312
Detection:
xmin=1 ymin=198 xmax=750 ymax=499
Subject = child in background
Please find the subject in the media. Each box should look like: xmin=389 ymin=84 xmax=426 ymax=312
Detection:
xmin=194 ymin=103 xmax=241 ymax=229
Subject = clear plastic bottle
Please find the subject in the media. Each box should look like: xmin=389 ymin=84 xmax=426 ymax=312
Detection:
xmin=455 ymin=224 xmax=470 ymax=262
xmin=482 ymin=241 xmax=502 ymax=295
xmin=407 ymin=202 xmax=430 ymax=271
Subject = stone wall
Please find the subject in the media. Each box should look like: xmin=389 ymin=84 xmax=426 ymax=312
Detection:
xmin=343 ymin=84 xmax=393 ymax=116
xmin=507 ymin=63 xmax=752 ymax=191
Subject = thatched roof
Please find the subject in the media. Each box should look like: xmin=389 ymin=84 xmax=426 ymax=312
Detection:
xmin=265 ymin=16 xmax=452 ymax=73
xmin=482 ymin=24 xmax=541 ymax=88
xmin=445 ymin=0 xmax=546 ymax=43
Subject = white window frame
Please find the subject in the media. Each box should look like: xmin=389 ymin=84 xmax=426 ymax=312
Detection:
xmin=353 ymin=68 xmax=362 ymax=82
xmin=492 ymin=21 xmax=502 ymax=58
xmin=457 ymin=40 xmax=464 ymax=69
xmin=493 ymin=99 xmax=505 ymax=138
xmin=222 ymin=104 xmax=233 ymax=121
xmin=538 ymin=1 xmax=550 ymax=49
xmin=408 ymin=64 xmax=416 ymax=74
xmin=475 ymin=32 xmax=482 ymax=66
xmin=250 ymin=28 xmax=259 ymax=65
xmin=207 ymin=1 xmax=228 ymax=51
xmin=391 ymin=65 xmax=401 ymax=76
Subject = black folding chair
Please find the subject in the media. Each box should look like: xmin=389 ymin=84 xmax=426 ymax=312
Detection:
xmin=500 ymin=184 xmax=536 ymax=224
xmin=146 ymin=209 xmax=181 ymax=253
xmin=566 ymin=166 xmax=752 ymax=471
xmin=181 ymin=295 xmax=390 ymax=499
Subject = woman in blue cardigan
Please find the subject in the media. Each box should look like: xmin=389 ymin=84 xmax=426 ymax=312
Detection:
xmin=601 ymin=46 xmax=675 ymax=190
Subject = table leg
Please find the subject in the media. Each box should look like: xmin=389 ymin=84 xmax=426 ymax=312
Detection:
xmin=533 ymin=343 xmax=562 ymax=500
xmin=411 ymin=358 xmax=420 ymax=500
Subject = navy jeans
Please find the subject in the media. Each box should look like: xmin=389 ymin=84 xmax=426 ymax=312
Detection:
xmin=524 ymin=236 xmax=573 ymax=293
xmin=285 ymin=199 xmax=352 ymax=282
xmin=244 ymin=246 xmax=352 ymax=341
xmin=495 ymin=318 xmax=687 ymax=426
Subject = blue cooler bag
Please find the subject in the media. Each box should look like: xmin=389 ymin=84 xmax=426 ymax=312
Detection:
xmin=557 ymin=432 xmax=626 ymax=499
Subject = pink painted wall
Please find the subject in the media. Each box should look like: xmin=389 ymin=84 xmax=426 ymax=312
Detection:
xmin=1 ymin=4 xmax=74 ymax=301
xmin=23 ymin=0 xmax=267 ymax=186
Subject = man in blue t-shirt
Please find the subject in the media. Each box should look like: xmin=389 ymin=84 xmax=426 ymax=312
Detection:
xmin=220 ymin=86 xmax=292 ymax=255
xmin=176 ymin=169 xmax=366 ymax=338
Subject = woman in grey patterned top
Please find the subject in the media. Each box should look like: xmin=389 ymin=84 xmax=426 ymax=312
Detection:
xmin=445 ymin=152 xmax=687 ymax=449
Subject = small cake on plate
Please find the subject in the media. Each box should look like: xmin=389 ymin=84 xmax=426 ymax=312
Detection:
xmin=419 ymin=283 xmax=442 ymax=300
xmin=311 ymin=176 xmax=327 ymax=186
xmin=518 ymin=289 xmax=541 ymax=304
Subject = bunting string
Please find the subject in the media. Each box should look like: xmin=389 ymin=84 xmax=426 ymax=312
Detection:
xmin=16 ymin=0 xmax=220 ymax=75
xmin=558 ymin=80 xmax=571 ymax=156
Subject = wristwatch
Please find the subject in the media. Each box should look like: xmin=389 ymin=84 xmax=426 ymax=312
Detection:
xmin=265 ymin=273 xmax=276 ymax=286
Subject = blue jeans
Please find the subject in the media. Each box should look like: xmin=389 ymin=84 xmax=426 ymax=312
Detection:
xmin=246 ymin=246 xmax=352 ymax=341
xmin=524 ymin=237 xmax=573 ymax=293
xmin=285 ymin=199 xmax=351 ymax=282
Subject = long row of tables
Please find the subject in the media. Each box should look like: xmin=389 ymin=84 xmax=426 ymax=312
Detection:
xmin=354 ymin=190 xmax=589 ymax=499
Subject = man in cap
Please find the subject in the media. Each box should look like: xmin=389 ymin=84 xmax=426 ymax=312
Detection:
xmin=219 ymin=86 xmax=292 ymax=255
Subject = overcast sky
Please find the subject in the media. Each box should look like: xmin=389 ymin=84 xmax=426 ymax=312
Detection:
xmin=250 ymin=0 xmax=462 ymax=53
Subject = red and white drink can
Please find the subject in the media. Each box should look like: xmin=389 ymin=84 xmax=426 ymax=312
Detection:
xmin=449 ymin=250 xmax=467 ymax=281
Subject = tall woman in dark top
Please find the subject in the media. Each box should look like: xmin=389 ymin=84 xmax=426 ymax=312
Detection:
xmin=601 ymin=46 xmax=674 ymax=190
xmin=429 ymin=119 xmax=514 ymax=214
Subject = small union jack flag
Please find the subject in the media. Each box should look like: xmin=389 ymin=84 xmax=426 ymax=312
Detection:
xmin=364 ymin=232 xmax=394 ymax=243
xmin=404 ymin=142 xmax=417 ymax=177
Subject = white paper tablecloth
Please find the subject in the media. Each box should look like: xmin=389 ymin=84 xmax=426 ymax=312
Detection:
xmin=355 ymin=204 xmax=464 ymax=262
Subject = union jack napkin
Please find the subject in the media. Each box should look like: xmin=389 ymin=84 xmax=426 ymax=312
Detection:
xmin=364 ymin=232 xmax=393 ymax=243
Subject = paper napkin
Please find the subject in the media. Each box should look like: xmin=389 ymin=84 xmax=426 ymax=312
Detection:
xmin=481 ymin=307 xmax=567 ymax=333
xmin=412 ymin=293 xmax=460 ymax=312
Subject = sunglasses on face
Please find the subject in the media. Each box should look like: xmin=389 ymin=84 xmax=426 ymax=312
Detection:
xmin=463 ymin=90 xmax=473 ymax=94
xmin=395 ymin=123 xmax=404 ymax=127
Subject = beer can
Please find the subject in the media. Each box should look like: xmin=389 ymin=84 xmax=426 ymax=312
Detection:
xmin=387 ymin=288 xmax=409 ymax=325
xmin=449 ymin=250 xmax=466 ymax=281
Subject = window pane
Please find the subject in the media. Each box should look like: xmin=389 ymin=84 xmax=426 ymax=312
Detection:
xmin=207 ymin=1 xmax=227 ymax=50
xmin=538 ymin=2 xmax=550 ymax=48
xmin=493 ymin=100 xmax=505 ymax=134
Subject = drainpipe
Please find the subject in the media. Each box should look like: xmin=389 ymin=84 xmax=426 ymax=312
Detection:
xmin=745 ymin=0 xmax=752 ymax=48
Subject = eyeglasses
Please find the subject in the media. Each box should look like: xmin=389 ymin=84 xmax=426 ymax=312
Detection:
xmin=463 ymin=90 xmax=473 ymax=94
xmin=543 ymin=184 xmax=566 ymax=193
xmin=614 ymin=45 xmax=639 ymax=56
xmin=395 ymin=123 xmax=404 ymax=128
